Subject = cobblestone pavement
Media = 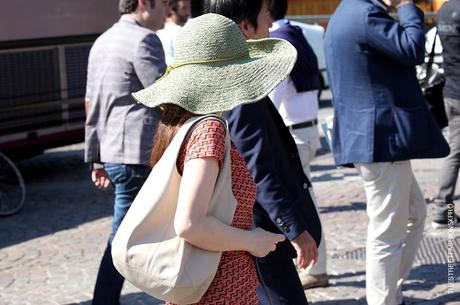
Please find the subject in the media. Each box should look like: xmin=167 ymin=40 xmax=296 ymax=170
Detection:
xmin=1 ymin=100 xmax=459 ymax=305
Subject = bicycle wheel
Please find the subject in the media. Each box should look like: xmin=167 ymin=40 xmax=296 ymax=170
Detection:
xmin=0 ymin=152 xmax=26 ymax=216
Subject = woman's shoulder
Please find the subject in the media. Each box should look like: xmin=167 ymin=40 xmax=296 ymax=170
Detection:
xmin=180 ymin=117 xmax=227 ymax=169
xmin=188 ymin=117 xmax=226 ymax=142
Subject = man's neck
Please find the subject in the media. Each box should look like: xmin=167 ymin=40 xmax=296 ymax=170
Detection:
xmin=129 ymin=12 xmax=146 ymax=28
xmin=169 ymin=15 xmax=186 ymax=27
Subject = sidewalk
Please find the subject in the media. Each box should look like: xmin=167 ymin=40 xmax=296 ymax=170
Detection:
xmin=0 ymin=102 xmax=459 ymax=305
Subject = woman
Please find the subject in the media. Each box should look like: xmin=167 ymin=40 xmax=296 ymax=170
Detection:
xmin=133 ymin=13 xmax=296 ymax=304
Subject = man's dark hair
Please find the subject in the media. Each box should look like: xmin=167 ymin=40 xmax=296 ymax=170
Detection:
xmin=168 ymin=0 xmax=181 ymax=12
xmin=268 ymin=0 xmax=287 ymax=21
xmin=203 ymin=0 xmax=264 ymax=29
xmin=119 ymin=0 xmax=155 ymax=14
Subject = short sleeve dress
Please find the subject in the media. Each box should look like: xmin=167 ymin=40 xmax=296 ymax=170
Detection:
xmin=167 ymin=119 xmax=259 ymax=305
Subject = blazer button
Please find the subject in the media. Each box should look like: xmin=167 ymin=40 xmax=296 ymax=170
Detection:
xmin=303 ymin=182 xmax=308 ymax=189
xmin=276 ymin=217 xmax=282 ymax=224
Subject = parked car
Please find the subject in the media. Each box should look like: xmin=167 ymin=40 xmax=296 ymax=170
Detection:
xmin=289 ymin=20 xmax=328 ymax=88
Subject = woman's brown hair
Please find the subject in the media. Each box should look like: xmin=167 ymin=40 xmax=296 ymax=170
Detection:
xmin=150 ymin=104 xmax=194 ymax=166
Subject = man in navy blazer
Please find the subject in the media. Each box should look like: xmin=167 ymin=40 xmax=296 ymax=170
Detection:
xmin=204 ymin=0 xmax=322 ymax=304
xmin=268 ymin=0 xmax=330 ymax=290
xmin=325 ymin=0 xmax=449 ymax=304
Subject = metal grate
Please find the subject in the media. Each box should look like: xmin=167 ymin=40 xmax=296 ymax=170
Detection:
xmin=0 ymin=49 xmax=61 ymax=107
xmin=65 ymin=44 xmax=91 ymax=99
xmin=332 ymin=236 xmax=460 ymax=265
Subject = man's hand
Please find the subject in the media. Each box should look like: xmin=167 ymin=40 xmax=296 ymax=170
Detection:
xmin=291 ymin=230 xmax=318 ymax=269
xmin=91 ymin=168 xmax=111 ymax=190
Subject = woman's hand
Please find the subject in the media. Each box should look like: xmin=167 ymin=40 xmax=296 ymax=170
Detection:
xmin=248 ymin=228 xmax=285 ymax=257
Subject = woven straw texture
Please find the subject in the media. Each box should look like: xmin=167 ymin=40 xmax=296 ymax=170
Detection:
xmin=132 ymin=13 xmax=297 ymax=114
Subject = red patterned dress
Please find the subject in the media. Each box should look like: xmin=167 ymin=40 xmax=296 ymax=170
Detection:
xmin=168 ymin=119 xmax=259 ymax=305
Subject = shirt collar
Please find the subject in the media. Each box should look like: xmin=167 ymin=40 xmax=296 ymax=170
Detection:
xmin=370 ymin=0 xmax=389 ymax=11
xmin=119 ymin=14 xmax=142 ymax=27
xmin=270 ymin=19 xmax=289 ymax=31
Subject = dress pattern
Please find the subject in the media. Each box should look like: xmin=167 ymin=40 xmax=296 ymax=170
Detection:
xmin=170 ymin=119 xmax=259 ymax=305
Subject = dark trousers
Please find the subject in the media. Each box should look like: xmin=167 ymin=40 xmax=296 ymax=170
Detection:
xmin=256 ymin=257 xmax=308 ymax=305
xmin=92 ymin=243 xmax=125 ymax=305
xmin=92 ymin=163 xmax=150 ymax=305
xmin=435 ymin=98 xmax=460 ymax=219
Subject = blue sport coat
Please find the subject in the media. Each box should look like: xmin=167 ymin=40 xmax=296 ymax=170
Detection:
xmin=224 ymin=97 xmax=322 ymax=262
xmin=324 ymin=0 xmax=449 ymax=166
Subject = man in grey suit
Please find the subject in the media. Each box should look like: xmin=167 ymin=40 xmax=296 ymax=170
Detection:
xmin=84 ymin=0 xmax=167 ymax=304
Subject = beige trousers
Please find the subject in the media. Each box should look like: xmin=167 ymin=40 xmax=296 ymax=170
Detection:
xmin=290 ymin=126 xmax=327 ymax=275
xmin=355 ymin=161 xmax=426 ymax=305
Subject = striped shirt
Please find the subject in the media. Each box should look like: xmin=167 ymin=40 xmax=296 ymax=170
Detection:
xmin=85 ymin=15 xmax=166 ymax=165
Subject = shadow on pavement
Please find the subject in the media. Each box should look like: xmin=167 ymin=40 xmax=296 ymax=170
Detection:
xmin=312 ymin=293 xmax=460 ymax=305
xmin=329 ymin=270 xmax=365 ymax=280
xmin=325 ymin=263 xmax=460 ymax=304
xmin=406 ymin=293 xmax=460 ymax=305
xmin=320 ymin=201 xmax=366 ymax=214
xmin=311 ymin=163 xmax=337 ymax=172
xmin=66 ymin=292 xmax=164 ymax=305
xmin=311 ymin=172 xmax=360 ymax=183
xmin=405 ymin=263 xmax=460 ymax=292
xmin=310 ymin=293 xmax=459 ymax=305
xmin=0 ymin=149 xmax=113 ymax=249
xmin=311 ymin=298 xmax=367 ymax=305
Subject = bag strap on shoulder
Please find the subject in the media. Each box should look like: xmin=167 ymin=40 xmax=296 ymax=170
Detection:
xmin=177 ymin=115 xmax=228 ymax=170
xmin=182 ymin=115 xmax=227 ymax=144
xmin=427 ymin=29 xmax=439 ymax=75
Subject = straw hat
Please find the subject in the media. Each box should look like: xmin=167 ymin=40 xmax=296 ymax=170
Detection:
xmin=133 ymin=13 xmax=297 ymax=114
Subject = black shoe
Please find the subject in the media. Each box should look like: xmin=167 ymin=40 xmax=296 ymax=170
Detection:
xmin=432 ymin=213 xmax=459 ymax=229
xmin=431 ymin=201 xmax=459 ymax=229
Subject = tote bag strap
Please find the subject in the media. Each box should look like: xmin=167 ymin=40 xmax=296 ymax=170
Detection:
xmin=426 ymin=29 xmax=438 ymax=76
xmin=182 ymin=115 xmax=227 ymax=140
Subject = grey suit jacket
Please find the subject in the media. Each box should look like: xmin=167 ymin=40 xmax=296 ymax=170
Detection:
xmin=85 ymin=15 xmax=166 ymax=165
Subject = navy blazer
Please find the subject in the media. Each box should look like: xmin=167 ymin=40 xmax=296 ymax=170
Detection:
xmin=224 ymin=97 xmax=321 ymax=262
xmin=324 ymin=0 xmax=449 ymax=166
xmin=270 ymin=20 xmax=321 ymax=93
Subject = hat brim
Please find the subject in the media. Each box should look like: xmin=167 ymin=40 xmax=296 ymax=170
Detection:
xmin=132 ymin=38 xmax=297 ymax=114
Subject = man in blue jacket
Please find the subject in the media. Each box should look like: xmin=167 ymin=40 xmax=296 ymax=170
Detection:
xmin=204 ymin=0 xmax=322 ymax=304
xmin=325 ymin=0 xmax=449 ymax=304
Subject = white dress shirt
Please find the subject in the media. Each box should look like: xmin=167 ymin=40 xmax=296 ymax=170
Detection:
xmin=269 ymin=19 xmax=319 ymax=127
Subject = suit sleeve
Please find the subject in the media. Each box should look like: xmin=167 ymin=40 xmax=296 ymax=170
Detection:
xmin=224 ymin=102 xmax=306 ymax=241
xmin=84 ymin=48 xmax=100 ymax=163
xmin=365 ymin=3 xmax=426 ymax=66
xmin=134 ymin=33 xmax=167 ymax=88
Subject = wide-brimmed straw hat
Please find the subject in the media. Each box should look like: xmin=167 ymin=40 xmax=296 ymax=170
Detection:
xmin=132 ymin=13 xmax=297 ymax=114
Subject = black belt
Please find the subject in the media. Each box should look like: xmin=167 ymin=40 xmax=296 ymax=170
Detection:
xmin=289 ymin=119 xmax=318 ymax=130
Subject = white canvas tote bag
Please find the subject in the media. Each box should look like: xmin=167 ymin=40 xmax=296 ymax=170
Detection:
xmin=111 ymin=115 xmax=237 ymax=304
